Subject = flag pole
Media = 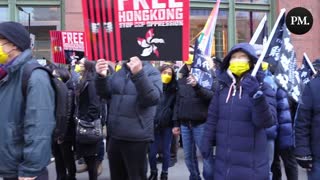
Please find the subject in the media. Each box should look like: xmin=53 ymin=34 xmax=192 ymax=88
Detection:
xmin=249 ymin=14 xmax=267 ymax=45
xmin=190 ymin=31 xmax=202 ymax=43
xmin=303 ymin=52 xmax=317 ymax=74
xmin=190 ymin=0 xmax=221 ymax=44
xmin=251 ymin=8 xmax=286 ymax=77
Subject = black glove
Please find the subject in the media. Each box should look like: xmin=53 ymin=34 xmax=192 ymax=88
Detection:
xmin=296 ymin=156 xmax=313 ymax=169
xmin=256 ymin=70 xmax=266 ymax=83
xmin=240 ymin=75 xmax=260 ymax=97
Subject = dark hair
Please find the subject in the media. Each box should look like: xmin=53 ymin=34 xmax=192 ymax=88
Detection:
xmin=54 ymin=67 xmax=71 ymax=83
xmin=82 ymin=61 xmax=96 ymax=81
xmin=159 ymin=64 xmax=177 ymax=89
xmin=212 ymin=57 xmax=222 ymax=70
xmin=77 ymin=60 xmax=96 ymax=92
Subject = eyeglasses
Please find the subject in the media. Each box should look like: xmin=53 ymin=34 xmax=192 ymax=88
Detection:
xmin=0 ymin=41 xmax=9 ymax=46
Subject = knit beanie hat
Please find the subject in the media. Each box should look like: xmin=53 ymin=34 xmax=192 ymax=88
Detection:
xmin=0 ymin=21 xmax=30 ymax=51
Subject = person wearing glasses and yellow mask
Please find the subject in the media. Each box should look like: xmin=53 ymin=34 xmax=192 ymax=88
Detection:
xmin=0 ymin=21 xmax=55 ymax=180
xmin=201 ymin=42 xmax=277 ymax=180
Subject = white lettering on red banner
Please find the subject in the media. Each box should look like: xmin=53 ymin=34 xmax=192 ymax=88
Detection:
xmin=61 ymin=32 xmax=85 ymax=51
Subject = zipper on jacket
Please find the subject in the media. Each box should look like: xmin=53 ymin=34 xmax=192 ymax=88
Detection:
xmin=0 ymin=75 xmax=9 ymax=86
xmin=116 ymin=72 xmax=130 ymax=113
xmin=225 ymin=92 xmax=234 ymax=180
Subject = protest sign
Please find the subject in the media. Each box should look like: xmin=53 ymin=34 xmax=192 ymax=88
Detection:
xmin=50 ymin=31 xmax=86 ymax=64
xmin=82 ymin=0 xmax=189 ymax=61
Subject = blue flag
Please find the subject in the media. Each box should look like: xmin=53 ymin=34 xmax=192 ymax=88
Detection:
xmin=264 ymin=14 xmax=301 ymax=102
xmin=298 ymin=55 xmax=314 ymax=89
xmin=255 ymin=17 xmax=268 ymax=45
xmin=191 ymin=1 xmax=220 ymax=90
xmin=191 ymin=39 xmax=214 ymax=89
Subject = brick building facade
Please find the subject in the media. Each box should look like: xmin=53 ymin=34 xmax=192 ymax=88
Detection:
xmin=278 ymin=0 xmax=319 ymax=63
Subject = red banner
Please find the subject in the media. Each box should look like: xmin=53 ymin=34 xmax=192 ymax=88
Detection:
xmin=50 ymin=31 xmax=86 ymax=64
xmin=82 ymin=0 xmax=189 ymax=61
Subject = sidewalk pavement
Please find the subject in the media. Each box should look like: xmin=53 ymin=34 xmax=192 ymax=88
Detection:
xmin=43 ymin=148 xmax=307 ymax=180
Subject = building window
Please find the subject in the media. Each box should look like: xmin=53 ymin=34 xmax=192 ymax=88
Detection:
xmin=18 ymin=6 xmax=60 ymax=22
xmin=18 ymin=6 xmax=61 ymax=59
xmin=190 ymin=9 xmax=228 ymax=58
xmin=236 ymin=0 xmax=269 ymax=3
xmin=236 ymin=11 xmax=267 ymax=43
xmin=0 ymin=7 xmax=9 ymax=22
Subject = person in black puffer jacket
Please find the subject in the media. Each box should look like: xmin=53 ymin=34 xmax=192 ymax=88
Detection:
xmin=148 ymin=64 xmax=177 ymax=180
xmin=52 ymin=67 xmax=77 ymax=180
xmin=172 ymin=53 xmax=215 ymax=180
xmin=295 ymin=74 xmax=320 ymax=180
xmin=95 ymin=57 xmax=162 ymax=180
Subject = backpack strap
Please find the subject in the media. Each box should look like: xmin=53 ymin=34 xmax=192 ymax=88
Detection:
xmin=22 ymin=63 xmax=52 ymax=99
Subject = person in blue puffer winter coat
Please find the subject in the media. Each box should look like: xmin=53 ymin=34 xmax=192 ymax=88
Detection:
xmin=263 ymin=69 xmax=278 ymax=180
xmin=201 ymin=43 xmax=277 ymax=180
xmin=262 ymin=67 xmax=296 ymax=180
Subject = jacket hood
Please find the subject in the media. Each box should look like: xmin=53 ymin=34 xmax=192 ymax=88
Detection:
xmin=221 ymin=43 xmax=258 ymax=71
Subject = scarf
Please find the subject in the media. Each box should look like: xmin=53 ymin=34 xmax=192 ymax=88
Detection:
xmin=0 ymin=58 xmax=17 ymax=80
xmin=0 ymin=65 xmax=7 ymax=80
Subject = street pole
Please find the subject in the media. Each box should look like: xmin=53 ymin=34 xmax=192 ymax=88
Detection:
xmin=17 ymin=6 xmax=30 ymax=33
xmin=28 ymin=13 xmax=30 ymax=33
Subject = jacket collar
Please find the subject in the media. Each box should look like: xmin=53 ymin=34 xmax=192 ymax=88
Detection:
xmin=7 ymin=49 xmax=33 ymax=74
xmin=217 ymin=70 xmax=235 ymax=87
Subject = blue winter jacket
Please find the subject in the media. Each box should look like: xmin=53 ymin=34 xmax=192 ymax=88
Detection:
xmin=264 ymin=72 xmax=293 ymax=149
xmin=0 ymin=50 xmax=55 ymax=178
xmin=263 ymin=73 xmax=278 ymax=140
xmin=202 ymin=43 xmax=277 ymax=180
xmin=275 ymin=88 xmax=294 ymax=149
xmin=295 ymin=76 xmax=320 ymax=159
xmin=202 ymin=71 xmax=277 ymax=180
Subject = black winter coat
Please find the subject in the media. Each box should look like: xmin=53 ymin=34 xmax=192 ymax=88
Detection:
xmin=58 ymin=79 xmax=76 ymax=142
xmin=154 ymin=82 xmax=176 ymax=130
xmin=295 ymin=77 xmax=320 ymax=159
xmin=95 ymin=62 xmax=162 ymax=142
xmin=173 ymin=65 xmax=215 ymax=126
xmin=75 ymin=76 xmax=101 ymax=157
xmin=54 ymin=79 xmax=75 ymax=142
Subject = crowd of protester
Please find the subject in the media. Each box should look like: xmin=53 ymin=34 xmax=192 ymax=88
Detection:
xmin=1 ymin=21 xmax=320 ymax=180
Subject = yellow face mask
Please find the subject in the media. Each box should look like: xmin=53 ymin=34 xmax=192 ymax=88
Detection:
xmin=115 ymin=64 xmax=122 ymax=72
xmin=185 ymin=54 xmax=194 ymax=65
xmin=0 ymin=46 xmax=9 ymax=64
xmin=74 ymin=64 xmax=81 ymax=73
xmin=262 ymin=62 xmax=269 ymax=71
xmin=228 ymin=61 xmax=250 ymax=77
xmin=161 ymin=74 xmax=172 ymax=84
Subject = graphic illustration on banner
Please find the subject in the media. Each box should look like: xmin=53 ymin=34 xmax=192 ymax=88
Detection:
xmin=82 ymin=0 xmax=189 ymax=61
xmin=50 ymin=31 xmax=85 ymax=64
